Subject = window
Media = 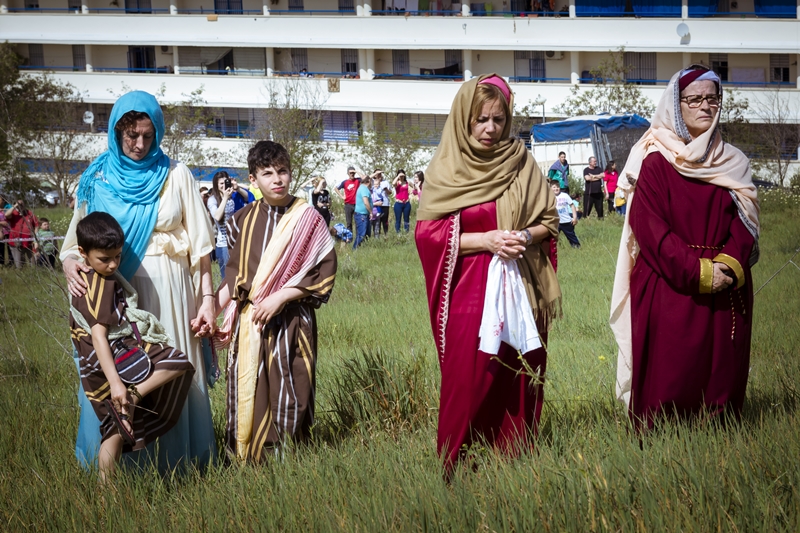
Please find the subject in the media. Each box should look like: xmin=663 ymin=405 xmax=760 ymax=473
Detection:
xmin=444 ymin=50 xmax=463 ymax=74
xmin=290 ymin=48 xmax=308 ymax=72
xmin=392 ymin=50 xmax=409 ymax=76
xmin=323 ymin=111 xmax=361 ymax=142
xmin=125 ymin=0 xmax=152 ymax=13
xmin=341 ymin=49 xmax=358 ymax=75
xmin=380 ymin=113 xmax=446 ymax=143
xmin=72 ymin=45 xmax=86 ymax=71
xmin=288 ymin=0 xmax=304 ymax=11
xmin=68 ymin=0 xmax=81 ymax=10
xmin=770 ymin=54 xmax=790 ymax=83
xmin=24 ymin=0 xmax=39 ymax=9
xmin=28 ymin=44 xmax=44 ymax=67
xmin=709 ymin=53 xmax=728 ymax=83
xmin=215 ymin=0 xmax=243 ymax=13
xmin=514 ymin=51 xmax=546 ymax=81
xmin=338 ymin=0 xmax=354 ymax=10
xmin=127 ymin=46 xmax=156 ymax=72
xmin=624 ymin=52 xmax=657 ymax=85
xmin=214 ymin=108 xmax=253 ymax=138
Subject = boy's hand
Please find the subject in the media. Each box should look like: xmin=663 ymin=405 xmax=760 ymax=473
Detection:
xmin=251 ymin=293 xmax=287 ymax=329
xmin=191 ymin=303 xmax=217 ymax=338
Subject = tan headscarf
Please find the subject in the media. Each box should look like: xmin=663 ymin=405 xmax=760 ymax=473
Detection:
xmin=610 ymin=66 xmax=760 ymax=406
xmin=419 ymin=74 xmax=561 ymax=325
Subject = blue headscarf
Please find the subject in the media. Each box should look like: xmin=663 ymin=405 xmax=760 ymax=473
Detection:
xmin=76 ymin=91 xmax=170 ymax=280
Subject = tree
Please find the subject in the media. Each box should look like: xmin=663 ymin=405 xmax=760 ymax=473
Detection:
xmin=159 ymin=86 xmax=221 ymax=167
xmin=246 ymin=78 xmax=335 ymax=193
xmin=553 ymin=47 xmax=655 ymax=118
xmin=750 ymin=88 xmax=800 ymax=186
xmin=718 ymin=87 xmax=751 ymax=148
xmin=22 ymin=82 xmax=99 ymax=206
xmin=349 ymin=118 xmax=434 ymax=177
xmin=0 ymin=42 xmax=98 ymax=205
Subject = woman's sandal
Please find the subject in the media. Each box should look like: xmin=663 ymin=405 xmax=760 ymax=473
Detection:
xmin=104 ymin=398 xmax=135 ymax=447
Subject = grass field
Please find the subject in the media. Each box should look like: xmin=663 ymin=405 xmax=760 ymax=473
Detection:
xmin=1 ymin=191 xmax=799 ymax=532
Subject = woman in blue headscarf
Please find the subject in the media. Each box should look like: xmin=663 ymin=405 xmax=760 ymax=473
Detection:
xmin=61 ymin=91 xmax=218 ymax=470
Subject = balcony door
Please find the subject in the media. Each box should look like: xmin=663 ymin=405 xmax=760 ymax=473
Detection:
xmin=125 ymin=0 xmax=152 ymax=13
xmin=127 ymin=46 xmax=156 ymax=73
xmin=215 ymin=0 xmax=243 ymax=14
xmin=624 ymin=52 xmax=656 ymax=85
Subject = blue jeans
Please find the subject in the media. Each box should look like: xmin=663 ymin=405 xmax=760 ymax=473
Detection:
xmin=394 ymin=201 xmax=411 ymax=233
xmin=353 ymin=213 xmax=369 ymax=249
xmin=216 ymin=245 xmax=229 ymax=280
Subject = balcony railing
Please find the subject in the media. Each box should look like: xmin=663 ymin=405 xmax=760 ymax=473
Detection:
xmin=17 ymin=66 xmax=799 ymax=90
xmin=5 ymin=5 xmax=798 ymax=18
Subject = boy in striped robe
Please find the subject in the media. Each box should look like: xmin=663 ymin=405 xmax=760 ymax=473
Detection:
xmin=70 ymin=212 xmax=194 ymax=480
xmin=201 ymin=141 xmax=337 ymax=462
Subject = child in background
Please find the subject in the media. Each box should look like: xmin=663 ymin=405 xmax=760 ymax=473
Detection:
xmin=571 ymin=192 xmax=583 ymax=220
xmin=203 ymin=141 xmax=337 ymax=463
xmin=615 ymin=187 xmax=627 ymax=215
xmin=552 ymin=181 xmax=581 ymax=249
xmin=69 ymin=212 xmax=194 ymax=480
xmin=35 ymin=217 xmax=59 ymax=268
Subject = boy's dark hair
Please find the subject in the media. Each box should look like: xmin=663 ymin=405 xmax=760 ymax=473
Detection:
xmin=248 ymin=141 xmax=291 ymax=176
xmin=39 ymin=217 xmax=50 ymax=223
xmin=76 ymin=212 xmax=125 ymax=252
xmin=549 ymin=180 xmax=561 ymax=188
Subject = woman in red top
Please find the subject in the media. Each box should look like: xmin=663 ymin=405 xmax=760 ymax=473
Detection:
xmin=415 ymin=74 xmax=561 ymax=478
xmin=392 ymin=170 xmax=411 ymax=233
xmin=603 ymin=160 xmax=619 ymax=215
xmin=4 ymin=199 xmax=39 ymax=267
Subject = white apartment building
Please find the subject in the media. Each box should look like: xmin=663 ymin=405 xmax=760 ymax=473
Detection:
xmin=1 ymin=1 xmax=799 ymax=157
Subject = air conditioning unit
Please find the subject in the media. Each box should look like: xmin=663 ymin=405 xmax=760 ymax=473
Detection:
xmin=160 ymin=46 xmax=173 ymax=54
xmin=545 ymin=51 xmax=564 ymax=60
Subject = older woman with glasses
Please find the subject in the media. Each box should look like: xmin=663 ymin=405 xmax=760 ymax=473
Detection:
xmin=611 ymin=66 xmax=760 ymax=430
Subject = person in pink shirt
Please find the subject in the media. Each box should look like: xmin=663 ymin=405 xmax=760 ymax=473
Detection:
xmin=603 ymin=160 xmax=619 ymax=215
xmin=393 ymin=170 xmax=411 ymax=233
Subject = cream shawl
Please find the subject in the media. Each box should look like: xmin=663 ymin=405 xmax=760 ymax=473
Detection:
xmin=610 ymin=68 xmax=760 ymax=406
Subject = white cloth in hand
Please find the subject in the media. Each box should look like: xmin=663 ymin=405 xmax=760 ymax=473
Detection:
xmin=478 ymin=254 xmax=542 ymax=355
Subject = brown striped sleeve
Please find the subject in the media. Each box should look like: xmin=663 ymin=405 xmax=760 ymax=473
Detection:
xmin=294 ymin=249 xmax=337 ymax=308
xmin=74 ymin=270 xmax=125 ymax=328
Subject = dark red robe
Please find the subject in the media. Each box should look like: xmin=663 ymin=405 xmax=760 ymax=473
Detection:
xmin=416 ymin=202 xmax=548 ymax=474
xmin=629 ymin=152 xmax=755 ymax=427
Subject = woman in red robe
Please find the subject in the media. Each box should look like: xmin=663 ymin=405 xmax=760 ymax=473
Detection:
xmin=610 ymin=66 xmax=760 ymax=429
xmin=415 ymin=75 xmax=561 ymax=476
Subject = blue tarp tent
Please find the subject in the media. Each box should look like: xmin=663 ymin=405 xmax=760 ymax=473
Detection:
xmin=191 ymin=166 xmax=248 ymax=182
xmin=531 ymin=114 xmax=650 ymax=143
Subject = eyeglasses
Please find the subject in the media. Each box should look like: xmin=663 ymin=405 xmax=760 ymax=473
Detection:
xmin=680 ymin=94 xmax=722 ymax=108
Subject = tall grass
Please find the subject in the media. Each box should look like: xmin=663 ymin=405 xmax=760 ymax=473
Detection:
xmin=1 ymin=197 xmax=798 ymax=531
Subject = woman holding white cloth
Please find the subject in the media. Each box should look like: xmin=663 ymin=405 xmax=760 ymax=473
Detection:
xmin=415 ymin=74 xmax=561 ymax=477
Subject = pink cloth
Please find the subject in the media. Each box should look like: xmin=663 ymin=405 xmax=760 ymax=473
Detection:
xmin=395 ymin=183 xmax=409 ymax=202
xmin=478 ymin=75 xmax=511 ymax=103
xmin=604 ymin=170 xmax=619 ymax=194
